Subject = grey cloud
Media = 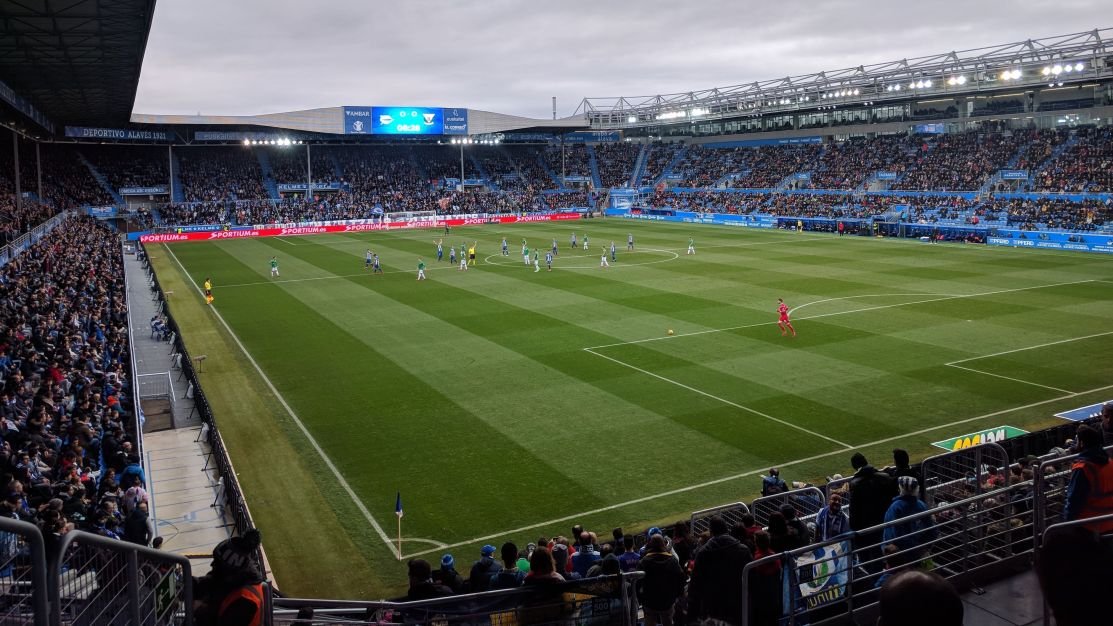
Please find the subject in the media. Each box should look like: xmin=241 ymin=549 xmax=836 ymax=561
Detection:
xmin=132 ymin=0 xmax=1106 ymax=119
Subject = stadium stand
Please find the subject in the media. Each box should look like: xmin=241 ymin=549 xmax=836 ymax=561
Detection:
xmin=544 ymin=144 xmax=590 ymax=179
xmin=891 ymin=130 xmax=1033 ymax=191
xmin=726 ymin=144 xmax=825 ymax=189
xmin=176 ymin=146 xmax=267 ymax=202
xmin=0 ymin=216 xmax=144 ymax=547
xmin=593 ymin=142 xmax=640 ymax=188
xmin=638 ymin=142 xmax=684 ymax=186
xmin=1029 ymin=126 xmax=1113 ymax=192
xmin=80 ymin=145 xmax=170 ymax=192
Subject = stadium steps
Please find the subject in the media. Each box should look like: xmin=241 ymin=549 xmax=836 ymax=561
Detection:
xmin=537 ymin=151 xmax=563 ymax=189
xmin=76 ymin=151 xmax=123 ymax=205
xmin=468 ymin=153 xmax=489 ymax=183
xmin=650 ymin=145 xmax=689 ymax=186
xmin=1024 ymin=136 xmax=1077 ymax=190
xmin=169 ymin=150 xmax=185 ymax=202
xmin=628 ymin=144 xmax=649 ymax=187
xmin=327 ymin=151 xmax=343 ymax=180
xmin=407 ymin=147 xmax=429 ymax=182
xmin=585 ymin=143 xmax=603 ymax=189
xmin=254 ymin=150 xmax=279 ymax=199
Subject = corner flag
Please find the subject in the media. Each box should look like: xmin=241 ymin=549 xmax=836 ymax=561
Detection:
xmin=395 ymin=492 xmax=404 ymax=560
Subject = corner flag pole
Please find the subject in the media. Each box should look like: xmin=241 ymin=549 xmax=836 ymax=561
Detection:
xmin=395 ymin=492 xmax=404 ymax=561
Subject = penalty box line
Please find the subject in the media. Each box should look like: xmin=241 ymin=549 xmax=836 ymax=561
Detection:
xmin=943 ymin=330 xmax=1113 ymax=395
xmin=583 ymin=347 xmax=853 ymax=449
xmin=403 ymin=380 xmax=1113 ymax=560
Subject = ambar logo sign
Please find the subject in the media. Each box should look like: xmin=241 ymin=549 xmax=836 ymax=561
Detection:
xmin=932 ymin=425 xmax=1028 ymax=451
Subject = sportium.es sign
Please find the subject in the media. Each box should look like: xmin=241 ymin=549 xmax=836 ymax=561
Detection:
xmin=932 ymin=426 xmax=1028 ymax=451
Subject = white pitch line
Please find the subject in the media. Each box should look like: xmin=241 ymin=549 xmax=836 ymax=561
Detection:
xmin=582 ymin=278 xmax=1098 ymax=351
xmin=162 ymin=244 xmax=397 ymax=550
xmin=947 ymin=330 xmax=1113 ymax=364
xmin=944 ymin=363 xmax=1075 ymax=394
xmin=273 ymin=237 xmax=300 ymax=246
xmin=584 ymin=347 xmax=853 ymax=449
xmin=402 ymin=380 xmax=1113 ymax=560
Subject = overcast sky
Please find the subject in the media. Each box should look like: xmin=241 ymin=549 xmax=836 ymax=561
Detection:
xmin=132 ymin=1 xmax=1106 ymax=119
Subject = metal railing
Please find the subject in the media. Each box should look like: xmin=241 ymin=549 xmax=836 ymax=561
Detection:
xmin=751 ymin=487 xmax=827 ymax=526
xmin=51 ymin=530 xmax=192 ymax=626
xmin=272 ymin=572 xmax=643 ymax=626
xmin=0 ymin=212 xmax=70 ymax=269
xmin=1032 ymin=443 xmax=1113 ymax=539
xmin=136 ymin=372 xmax=176 ymax=414
xmin=741 ymin=481 xmax=1037 ymax=626
xmin=920 ymin=442 xmax=1011 ymax=507
xmin=0 ymin=518 xmax=50 ymax=626
xmin=691 ymin=502 xmax=750 ymax=536
xmin=1036 ymin=512 xmax=1113 ymax=626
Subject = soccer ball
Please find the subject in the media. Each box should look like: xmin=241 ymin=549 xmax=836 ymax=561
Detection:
xmin=667 ymin=329 xmax=674 ymax=336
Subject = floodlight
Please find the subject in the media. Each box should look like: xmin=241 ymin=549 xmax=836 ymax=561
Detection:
xmin=1052 ymin=65 xmax=1062 ymax=75
xmin=1074 ymin=62 xmax=1084 ymax=72
xmin=853 ymin=88 xmax=860 ymax=95
xmin=924 ymin=80 xmax=932 ymax=88
xmin=1010 ymin=69 xmax=1021 ymax=80
xmin=909 ymin=82 xmax=916 ymax=89
xmin=1042 ymin=67 xmax=1051 ymax=76
xmin=956 ymin=76 xmax=967 ymax=85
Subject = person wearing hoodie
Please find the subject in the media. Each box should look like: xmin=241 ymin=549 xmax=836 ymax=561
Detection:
xmin=1063 ymin=424 xmax=1113 ymax=533
xmin=882 ymin=476 xmax=937 ymax=566
xmin=638 ymin=534 xmax=687 ymax=626
xmin=688 ymin=515 xmax=752 ymax=625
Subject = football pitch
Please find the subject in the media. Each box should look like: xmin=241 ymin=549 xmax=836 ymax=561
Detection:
xmin=148 ymin=220 xmax=1113 ymax=597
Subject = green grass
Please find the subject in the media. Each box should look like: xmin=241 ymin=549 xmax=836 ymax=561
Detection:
xmin=150 ymin=221 xmax=1113 ymax=598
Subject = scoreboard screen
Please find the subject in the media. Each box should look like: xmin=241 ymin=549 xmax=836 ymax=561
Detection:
xmin=343 ymin=106 xmax=467 ymax=135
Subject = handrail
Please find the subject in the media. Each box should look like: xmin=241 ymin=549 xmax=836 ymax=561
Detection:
xmin=0 ymin=517 xmax=50 ymax=626
xmin=50 ymin=529 xmax=193 ymax=626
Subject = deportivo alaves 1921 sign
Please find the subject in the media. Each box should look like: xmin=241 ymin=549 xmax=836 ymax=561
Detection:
xmin=931 ymin=426 xmax=1029 ymax=451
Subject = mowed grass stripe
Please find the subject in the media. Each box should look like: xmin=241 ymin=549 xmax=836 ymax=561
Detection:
xmin=245 ymin=235 xmax=838 ymax=477
xmin=221 ymin=237 xmax=784 ymax=507
xmin=160 ymin=221 xmax=1113 ymax=597
xmin=150 ymin=244 xmax=388 ymax=599
xmin=168 ymin=241 xmax=606 ymax=541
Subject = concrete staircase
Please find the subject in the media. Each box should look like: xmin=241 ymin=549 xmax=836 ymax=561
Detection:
xmin=1024 ymin=136 xmax=1077 ymax=190
xmin=254 ymin=151 xmax=279 ymax=199
xmin=585 ymin=144 xmax=603 ymax=189
xmin=169 ymin=151 xmax=184 ymax=202
xmin=651 ymin=146 xmax=689 ymax=186
xmin=628 ymin=144 xmax=649 ymax=187
xmin=538 ymin=152 xmax=563 ymax=189
xmin=76 ymin=151 xmax=123 ymax=204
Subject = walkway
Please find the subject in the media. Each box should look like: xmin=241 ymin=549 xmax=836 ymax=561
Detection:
xmin=124 ymin=242 xmax=233 ymax=574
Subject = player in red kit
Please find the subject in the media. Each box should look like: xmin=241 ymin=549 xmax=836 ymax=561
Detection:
xmin=777 ymin=298 xmax=796 ymax=337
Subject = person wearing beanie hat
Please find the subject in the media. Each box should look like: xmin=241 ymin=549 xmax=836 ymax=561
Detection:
xmin=882 ymin=477 xmax=937 ymax=566
xmin=468 ymin=544 xmax=503 ymax=592
xmin=431 ymin=554 xmax=464 ymax=593
xmin=193 ymin=529 xmax=266 ymax=626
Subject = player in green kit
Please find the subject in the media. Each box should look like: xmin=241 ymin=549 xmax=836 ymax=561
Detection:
xmin=687 ymin=237 xmax=695 ymax=255
xmin=269 ymin=256 xmax=279 ymax=278
xmin=417 ymin=258 xmax=427 ymax=280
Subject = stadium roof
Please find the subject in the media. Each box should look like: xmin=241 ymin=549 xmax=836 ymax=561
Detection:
xmin=579 ymin=28 xmax=1113 ymax=128
xmin=0 ymin=0 xmax=157 ymax=130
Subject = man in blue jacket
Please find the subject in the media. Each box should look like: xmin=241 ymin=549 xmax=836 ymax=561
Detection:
xmin=883 ymin=476 xmax=936 ymax=566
